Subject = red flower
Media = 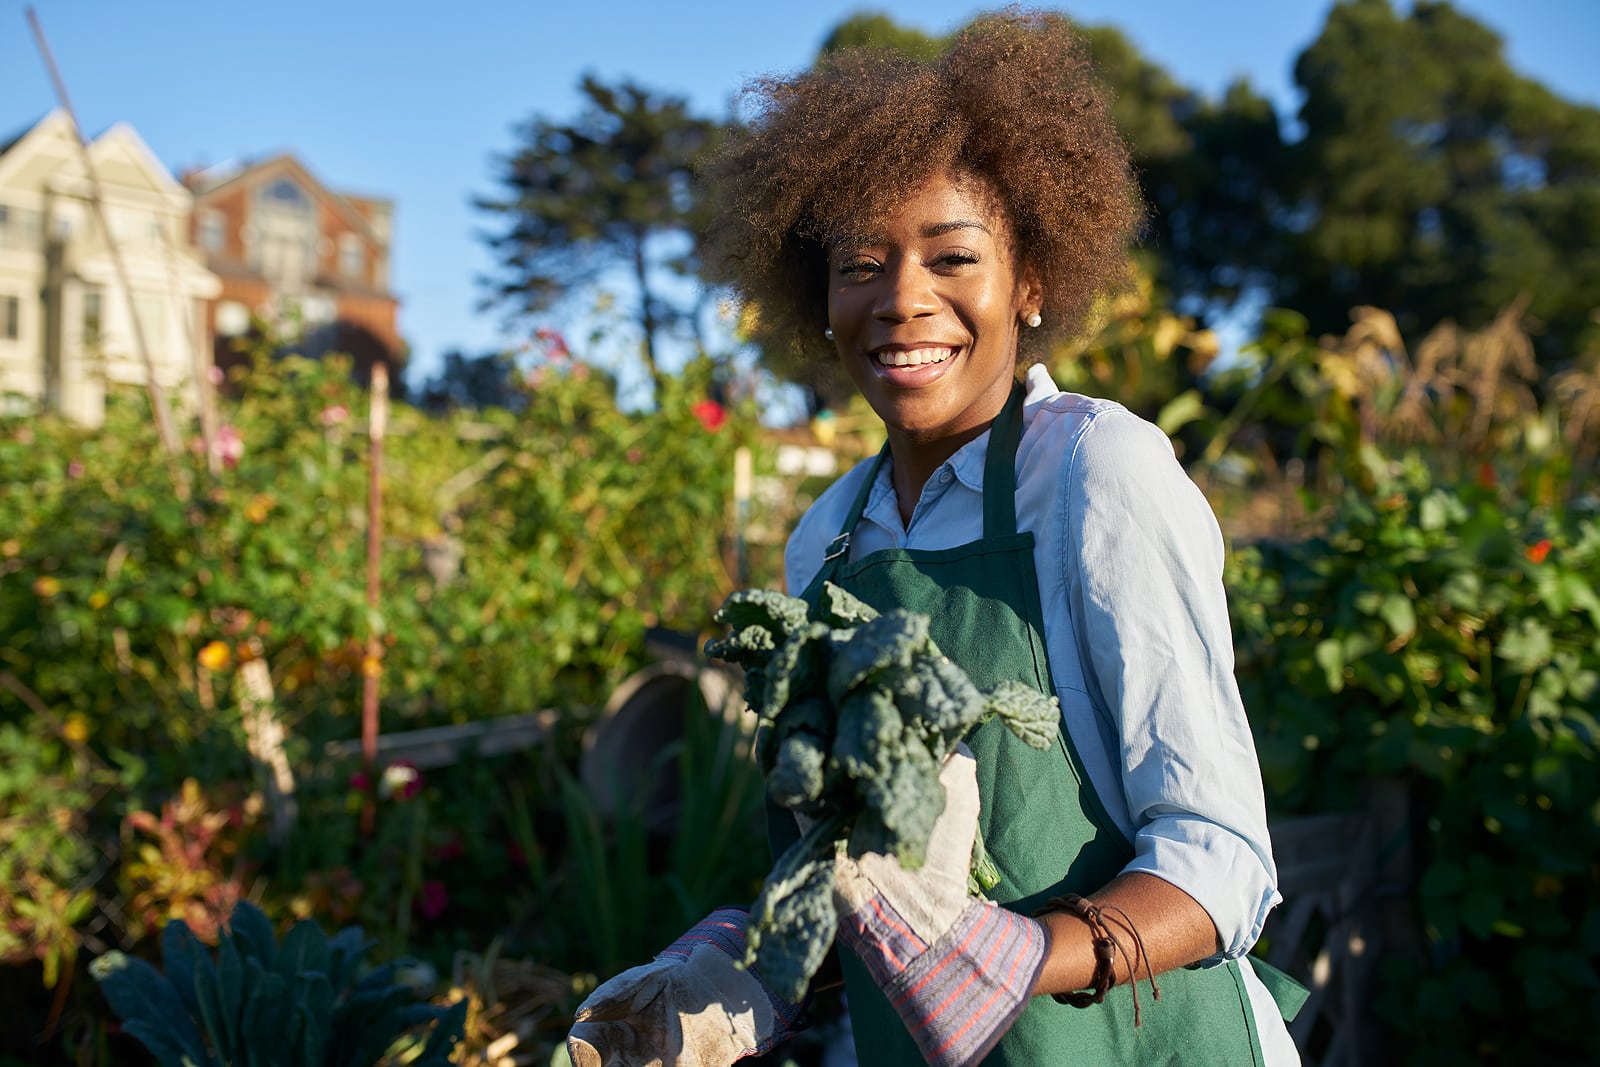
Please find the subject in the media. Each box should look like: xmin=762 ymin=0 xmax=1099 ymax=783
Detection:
xmin=1476 ymin=461 xmax=1497 ymax=489
xmin=349 ymin=771 xmax=372 ymax=794
xmin=692 ymin=399 xmax=727 ymax=433
xmin=534 ymin=327 xmax=570 ymax=361
xmin=1526 ymin=539 xmax=1553 ymax=564
xmin=416 ymin=880 xmax=448 ymax=920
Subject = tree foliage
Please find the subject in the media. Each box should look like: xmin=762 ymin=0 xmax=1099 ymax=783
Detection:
xmin=1285 ymin=0 xmax=1600 ymax=364
xmin=476 ymin=76 xmax=722 ymax=393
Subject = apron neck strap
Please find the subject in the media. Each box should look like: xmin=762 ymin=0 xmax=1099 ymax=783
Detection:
xmin=982 ymin=381 xmax=1025 ymax=538
xmin=814 ymin=380 xmax=1027 ymax=584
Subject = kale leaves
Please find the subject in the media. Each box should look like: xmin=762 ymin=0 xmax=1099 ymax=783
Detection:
xmin=704 ymin=583 xmax=1061 ymax=1002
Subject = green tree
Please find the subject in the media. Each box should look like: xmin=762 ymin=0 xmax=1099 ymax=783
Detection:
xmin=817 ymin=11 xmax=944 ymax=60
xmin=1285 ymin=0 xmax=1600 ymax=365
xmin=477 ymin=75 xmax=722 ymax=394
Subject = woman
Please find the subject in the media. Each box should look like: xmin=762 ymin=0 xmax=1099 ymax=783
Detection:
xmin=569 ymin=10 xmax=1303 ymax=1065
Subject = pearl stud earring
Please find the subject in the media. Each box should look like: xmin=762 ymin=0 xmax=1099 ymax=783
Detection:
xmin=1025 ymin=313 xmax=1042 ymax=328
xmin=824 ymin=328 xmax=835 ymax=341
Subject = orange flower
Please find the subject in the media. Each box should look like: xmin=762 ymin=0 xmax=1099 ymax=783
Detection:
xmin=198 ymin=641 xmax=232 ymax=672
xmin=32 ymin=576 xmax=60 ymax=599
xmin=1526 ymin=539 xmax=1553 ymax=564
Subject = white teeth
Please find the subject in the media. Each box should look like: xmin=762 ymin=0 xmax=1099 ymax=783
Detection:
xmin=876 ymin=347 xmax=953 ymax=367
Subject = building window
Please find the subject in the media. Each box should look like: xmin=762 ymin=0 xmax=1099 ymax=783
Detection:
xmin=260 ymin=178 xmax=312 ymax=213
xmin=338 ymin=234 xmax=364 ymax=280
xmin=198 ymin=210 xmax=224 ymax=254
xmin=0 ymin=206 xmax=9 ymax=248
xmin=1 ymin=294 xmax=19 ymax=341
xmin=82 ymin=288 xmax=102 ymax=343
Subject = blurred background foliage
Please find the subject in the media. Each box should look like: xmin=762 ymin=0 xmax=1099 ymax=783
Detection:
xmin=3 ymin=2 xmax=1598 ymax=1065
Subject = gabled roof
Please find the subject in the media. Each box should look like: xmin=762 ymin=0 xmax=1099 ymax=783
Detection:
xmin=187 ymin=153 xmax=384 ymax=246
xmin=0 ymin=109 xmax=190 ymax=208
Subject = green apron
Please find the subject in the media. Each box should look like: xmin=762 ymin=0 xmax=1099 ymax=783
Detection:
xmin=793 ymin=384 xmax=1270 ymax=1065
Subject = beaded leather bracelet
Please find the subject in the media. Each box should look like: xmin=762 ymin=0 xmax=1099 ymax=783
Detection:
xmin=1034 ymin=892 xmax=1161 ymax=1026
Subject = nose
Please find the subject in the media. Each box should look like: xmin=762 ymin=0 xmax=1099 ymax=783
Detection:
xmin=873 ymin=258 xmax=939 ymax=322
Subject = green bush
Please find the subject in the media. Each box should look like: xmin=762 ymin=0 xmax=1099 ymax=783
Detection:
xmin=1230 ymin=454 xmax=1600 ymax=1063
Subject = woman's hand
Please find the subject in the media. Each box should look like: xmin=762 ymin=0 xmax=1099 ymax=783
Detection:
xmin=831 ymin=748 xmax=1047 ymax=1067
xmin=567 ymin=908 xmax=800 ymax=1067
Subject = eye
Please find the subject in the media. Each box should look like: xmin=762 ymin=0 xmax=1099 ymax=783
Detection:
xmin=933 ymin=251 xmax=979 ymax=270
xmin=836 ymin=258 xmax=881 ymax=280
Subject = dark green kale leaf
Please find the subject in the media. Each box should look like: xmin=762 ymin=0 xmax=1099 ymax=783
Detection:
xmin=830 ymin=685 xmax=901 ymax=780
xmin=814 ymin=582 xmax=879 ymax=627
xmin=825 ymin=611 xmax=930 ymax=703
xmin=713 ymin=589 xmax=812 ymax=641
xmin=762 ymin=622 xmax=831 ymax=719
xmin=703 ymin=624 xmax=777 ymax=671
xmin=891 ymin=654 xmax=986 ymax=748
xmin=984 ymin=680 xmax=1062 ymax=751
xmin=745 ymin=816 xmax=844 ymax=1003
xmin=860 ymin=730 xmax=943 ymax=869
xmin=768 ymin=733 xmax=829 ymax=808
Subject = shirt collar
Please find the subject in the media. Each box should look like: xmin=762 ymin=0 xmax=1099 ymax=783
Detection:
xmin=862 ymin=364 xmax=1062 ymax=527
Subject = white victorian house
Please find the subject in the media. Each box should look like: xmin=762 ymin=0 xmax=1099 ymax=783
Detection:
xmin=0 ymin=111 xmax=219 ymax=427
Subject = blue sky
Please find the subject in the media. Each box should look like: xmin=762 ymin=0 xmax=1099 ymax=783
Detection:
xmin=4 ymin=1 xmax=1598 ymax=394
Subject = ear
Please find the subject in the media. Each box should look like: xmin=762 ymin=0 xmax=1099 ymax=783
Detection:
xmin=1016 ymin=263 xmax=1043 ymax=320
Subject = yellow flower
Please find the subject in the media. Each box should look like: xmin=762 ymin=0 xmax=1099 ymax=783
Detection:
xmin=88 ymin=591 xmax=110 ymax=610
xmin=32 ymin=576 xmax=61 ymax=599
xmin=1 ymin=539 xmax=19 ymax=558
xmin=62 ymin=713 xmax=90 ymax=744
xmin=361 ymin=654 xmax=383 ymax=678
xmin=243 ymin=494 xmax=274 ymax=524
xmin=198 ymin=641 xmax=232 ymax=672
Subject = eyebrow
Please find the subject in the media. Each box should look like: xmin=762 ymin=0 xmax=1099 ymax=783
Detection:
xmin=921 ymin=220 xmax=991 ymax=238
xmin=828 ymin=218 xmax=993 ymax=252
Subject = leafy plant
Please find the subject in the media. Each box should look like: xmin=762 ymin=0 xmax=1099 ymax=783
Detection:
xmin=90 ymin=900 xmax=465 ymax=1066
xmin=1230 ymin=453 xmax=1600 ymax=1063
xmin=704 ymin=583 xmax=1060 ymax=1001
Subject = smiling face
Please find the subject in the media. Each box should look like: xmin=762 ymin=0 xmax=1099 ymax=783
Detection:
xmin=826 ymin=169 xmax=1040 ymax=468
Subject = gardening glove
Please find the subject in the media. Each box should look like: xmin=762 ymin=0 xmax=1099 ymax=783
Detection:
xmin=567 ymin=907 xmax=805 ymax=1067
xmin=833 ymin=747 xmax=1047 ymax=1067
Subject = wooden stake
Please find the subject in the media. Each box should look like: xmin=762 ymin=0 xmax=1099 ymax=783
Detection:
xmin=361 ymin=363 xmax=389 ymax=834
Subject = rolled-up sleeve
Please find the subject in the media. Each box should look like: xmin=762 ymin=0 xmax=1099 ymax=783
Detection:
xmin=1061 ymin=410 xmax=1280 ymax=962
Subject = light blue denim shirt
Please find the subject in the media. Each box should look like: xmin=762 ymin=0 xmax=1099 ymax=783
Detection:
xmin=784 ymin=365 xmax=1283 ymax=964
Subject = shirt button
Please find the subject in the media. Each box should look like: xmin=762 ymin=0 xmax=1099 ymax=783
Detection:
xmin=939 ymin=469 xmax=953 ymax=483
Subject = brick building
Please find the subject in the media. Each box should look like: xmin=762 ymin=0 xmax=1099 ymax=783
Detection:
xmin=183 ymin=154 xmax=402 ymax=378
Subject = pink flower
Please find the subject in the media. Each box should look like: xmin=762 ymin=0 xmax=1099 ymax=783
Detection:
xmin=349 ymin=771 xmax=372 ymax=794
xmin=534 ymin=327 xmax=570 ymax=361
xmin=416 ymin=880 xmax=448 ymax=920
xmin=67 ymin=459 xmax=84 ymax=479
xmin=215 ymin=425 xmax=244 ymax=470
xmin=692 ymin=399 xmax=726 ymax=433
xmin=571 ymin=362 xmax=590 ymax=381
xmin=207 ymin=365 xmax=225 ymax=386
xmin=320 ymin=404 xmax=350 ymax=426
xmin=526 ymin=366 xmax=547 ymax=389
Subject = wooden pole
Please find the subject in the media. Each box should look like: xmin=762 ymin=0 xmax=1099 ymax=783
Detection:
xmin=26 ymin=7 xmax=183 ymax=467
xmin=361 ymin=363 xmax=388 ymax=834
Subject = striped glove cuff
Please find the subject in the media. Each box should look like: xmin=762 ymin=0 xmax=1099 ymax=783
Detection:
xmin=838 ymin=895 xmax=1046 ymax=1067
